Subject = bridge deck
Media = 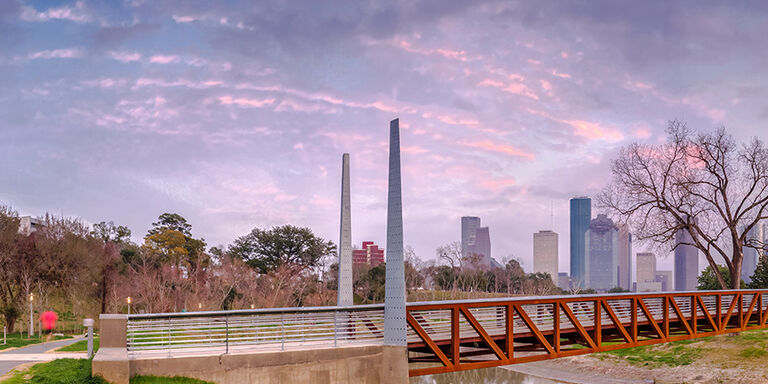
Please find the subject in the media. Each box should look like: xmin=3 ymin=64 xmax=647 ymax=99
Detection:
xmin=122 ymin=290 xmax=768 ymax=377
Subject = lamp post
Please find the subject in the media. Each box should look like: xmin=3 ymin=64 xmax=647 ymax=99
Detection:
xmin=127 ymin=297 xmax=131 ymax=315
xmin=28 ymin=293 xmax=33 ymax=338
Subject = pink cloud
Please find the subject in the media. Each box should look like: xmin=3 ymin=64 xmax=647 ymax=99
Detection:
xmin=401 ymin=146 xmax=429 ymax=154
xmin=503 ymin=83 xmax=539 ymax=100
xmin=527 ymin=59 xmax=541 ymax=65
xmin=478 ymin=79 xmax=504 ymax=87
xmin=28 ymin=48 xmax=81 ymax=59
xmin=149 ymin=55 xmax=179 ymax=64
xmin=172 ymin=15 xmax=197 ymax=23
xmin=20 ymin=1 xmax=89 ymax=23
xmin=540 ymin=80 xmax=552 ymax=91
xmin=399 ymin=40 xmax=468 ymax=62
xmin=560 ymin=51 xmax=568 ymax=59
xmin=526 ymin=108 xmax=624 ymax=142
xmin=635 ymin=127 xmax=651 ymax=139
xmin=109 ymin=51 xmax=142 ymax=63
xmin=463 ymin=140 xmax=535 ymax=160
xmin=563 ymin=119 xmax=624 ymax=141
xmin=218 ymin=96 xmax=275 ymax=108
xmin=550 ymin=69 xmax=571 ymax=78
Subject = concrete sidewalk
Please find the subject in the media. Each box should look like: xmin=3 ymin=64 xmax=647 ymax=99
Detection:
xmin=0 ymin=336 xmax=86 ymax=376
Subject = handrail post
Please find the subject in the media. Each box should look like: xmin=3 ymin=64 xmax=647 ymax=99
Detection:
xmin=281 ymin=312 xmax=285 ymax=351
xmin=225 ymin=314 xmax=229 ymax=354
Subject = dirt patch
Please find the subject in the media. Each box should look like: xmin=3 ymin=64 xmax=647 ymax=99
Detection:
xmin=510 ymin=331 xmax=768 ymax=384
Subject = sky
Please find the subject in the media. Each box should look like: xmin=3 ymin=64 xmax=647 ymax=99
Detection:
xmin=2 ymin=0 xmax=768 ymax=275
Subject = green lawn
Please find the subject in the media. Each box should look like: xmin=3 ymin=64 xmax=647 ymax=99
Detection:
xmin=0 ymin=359 xmax=213 ymax=384
xmin=597 ymin=330 xmax=768 ymax=368
xmin=1 ymin=359 xmax=106 ymax=384
xmin=57 ymin=338 xmax=99 ymax=353
xmin=0 ymin=333 xmax=72 ymax=350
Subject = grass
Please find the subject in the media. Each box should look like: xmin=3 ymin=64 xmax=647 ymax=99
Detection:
xmin=739 ymin=346 xmax=767 ymax=358
xmin=0 ymin=333 xmax=72 ymax=350
xmin=597 ymin=329 xmax=768 ymax=369
xmin=599 ymin=343 xmax=702 ymax=367
xmin=0 ymin=359 xmax=213 ymax=384
xmin=57 ymin=338 xmax=99 ymax=353
xmin=0 ymin=359 xmax=106 ymax=384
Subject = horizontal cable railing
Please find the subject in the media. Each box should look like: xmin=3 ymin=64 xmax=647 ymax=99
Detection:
xmin=126 ymin=290 xmax=768 ymax=357
xmin=127 ymin=304 xmax=385 ymax=356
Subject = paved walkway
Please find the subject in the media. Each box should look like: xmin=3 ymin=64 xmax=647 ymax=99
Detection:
xmin=0 ymin=337 xmax=87 ymax=376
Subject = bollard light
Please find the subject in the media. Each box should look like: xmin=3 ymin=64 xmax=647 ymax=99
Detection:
xmin=83 ymin=318 xmax=95 ymax=358
xmin=28 ymin=293 xmax=34 ymax=337
xmin=198 ymin=303 xmax=202 ymax=310
xmin=251 ymin=304 xmax=255 ymax=309
xmin=127 ymin=297 xmax=132 ymax=315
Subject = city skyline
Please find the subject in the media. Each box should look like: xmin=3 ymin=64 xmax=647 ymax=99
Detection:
xmin=3 ymin=1 xmax=768 ymax=273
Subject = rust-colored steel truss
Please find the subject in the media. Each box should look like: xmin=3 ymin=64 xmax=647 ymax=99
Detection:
xmin=406 ymin=290 xmax=768 ymax=377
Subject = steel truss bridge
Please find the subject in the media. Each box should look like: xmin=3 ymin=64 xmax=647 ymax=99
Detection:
xmin=123 ymin=290 xmax=768 ymax=377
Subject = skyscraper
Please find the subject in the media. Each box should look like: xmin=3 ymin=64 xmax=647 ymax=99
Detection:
xmin=534 ymin=230 xmax=559 ymax=282
xmin=617 ymin=224 xmax=632 ymax=290
xmin=473 ymin=227 xmax=492 ymax=269
xmin=570 ymin=197 xmax=591 ymax=288
xmin=742 ymin=222 xmax=764 ymax=284
xmin=636 ymin=252 xmax=657 ymax=284
xmin=674 ymin=225 xmax=699 ymax=291
xmin=461 ymin=216 xmax=481 ymax=259
xmin=584 ymin=214 xmax=619 ymax=291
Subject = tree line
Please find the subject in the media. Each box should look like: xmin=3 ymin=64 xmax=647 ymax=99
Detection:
xmin=0 ymin=207 xmax=563 ymax=333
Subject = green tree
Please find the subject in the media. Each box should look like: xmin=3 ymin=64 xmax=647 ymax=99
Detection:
xmin=748 ymin=257 xmax=768 ymax=288
xmin=698 ymin=265 xmax=744 ymax=290
xmin=229 ymin=225 xmax=335 ymax=274
xmin=91 ymin=221 xmax=131 ymax=243
xmin=148 ymin=213 xmax=192 ymax=237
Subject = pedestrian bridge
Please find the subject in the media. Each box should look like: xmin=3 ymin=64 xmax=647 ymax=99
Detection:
xmin=94 ymin=289 xmax=768 ymax=383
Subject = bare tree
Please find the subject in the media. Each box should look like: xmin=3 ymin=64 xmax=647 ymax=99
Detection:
xmin=599 ymin=120 xmax=768 ymax=288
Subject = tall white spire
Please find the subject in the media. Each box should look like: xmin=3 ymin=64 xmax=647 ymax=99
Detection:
xmin=384 ymin=118 xmax=406 ymax=346
xmin=337 ymin=153 xmax=353 ymax=306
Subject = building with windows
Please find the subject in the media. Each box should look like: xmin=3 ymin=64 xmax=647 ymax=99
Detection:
xmin=533 ymin=230 xmax=558 ymax=282
xmin=461 ymin=216 xmax=481 ymax=259
xmin=655 ymin=270 xmax=673 ymax=291
xmin=674 ymin=225 xmax=699 ymax=291
xmin=473 ymin=227 xmax=492 ymax=269
xmin=742 ymin=222 xmax=765 ymax=284
xmin=636 ymin=252 xmax=657 ymax=285
xmin=584 ymin=214 xmax=619 ymax=291
xmin=558 ymin=272 xmax=570 ymax=291
xmin=570 ymin=197 xmax=592 ymax=288
xmin=461 ymin=216 xmax=493 ymax=270
xmin=617 ymin=224 xmax=632 ymax=291
xmin=19 ymin=216 xmax=43 ymax=235
xmin=352 ymin=241 xmax=385 ymax=267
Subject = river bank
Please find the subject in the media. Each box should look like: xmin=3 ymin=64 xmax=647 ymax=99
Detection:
xmin=505 ymin=329 xmax=768 ymax=384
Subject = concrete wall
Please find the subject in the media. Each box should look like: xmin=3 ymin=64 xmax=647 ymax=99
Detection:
xmin=127 ymin=345 xmax=406 ymax=384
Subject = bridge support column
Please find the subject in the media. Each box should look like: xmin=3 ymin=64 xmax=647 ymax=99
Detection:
xmin=384 ymin=118 xmax=408 ymax=383
xmin=380 ymin=345 xmax=409 ymax=383
xmin=92 ymin=314 xmax=130 ymax=384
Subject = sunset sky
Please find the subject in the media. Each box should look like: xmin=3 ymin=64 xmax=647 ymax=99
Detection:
xmin=2 ymin=1 xmax=767 ymax=274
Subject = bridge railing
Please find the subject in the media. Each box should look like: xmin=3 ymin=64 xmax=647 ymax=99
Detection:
xmin=126 ymin=304 xmax=385 ymax=356
xmin=405 ymin=290 xmax=768 ymax=376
